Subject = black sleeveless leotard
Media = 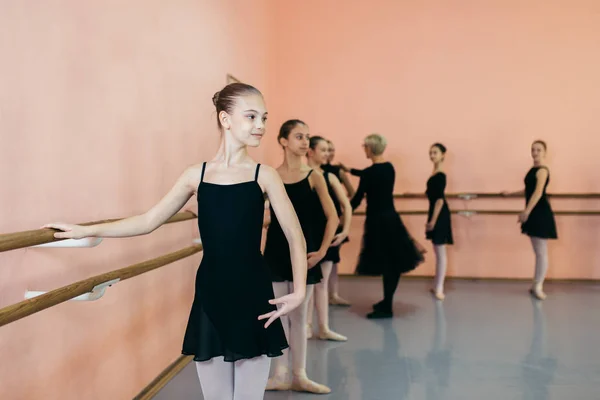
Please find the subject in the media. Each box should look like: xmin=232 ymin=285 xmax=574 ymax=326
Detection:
xmin=182 ymin=163 xmax=288 ymax=362
xmin=264 ymin=170 xmax=323 ymax=284
xmin=521 ymin=166 xmax=558 ymax=239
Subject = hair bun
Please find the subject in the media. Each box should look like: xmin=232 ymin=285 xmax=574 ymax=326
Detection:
xmin=212 ymin=91 xmax=220 ymax=107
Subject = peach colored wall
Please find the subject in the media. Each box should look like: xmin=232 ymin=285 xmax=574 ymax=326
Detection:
xmin=0 ymin=1 xmax=271 ymax=399
xmin=266 ymin=0 xmax=600 ymax=280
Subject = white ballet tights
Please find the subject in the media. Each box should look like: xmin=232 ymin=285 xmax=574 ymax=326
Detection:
xmin=433 ymin=245 xmax=447 ymax=293
xmin=328 ymin=262 xmax=340 ymax=296
xmin=530 ymin=237 xmax=548 ymax=287
xmin=271 ymin=281 xmax=314 ymax=377
xmin=195 ymin=355 xmax=271 ymax=400
xmin=308 ymin=261 xmax=333 ymax=331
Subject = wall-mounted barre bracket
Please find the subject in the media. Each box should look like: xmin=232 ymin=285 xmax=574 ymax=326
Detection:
xmin=458 ymin=194 xmax=477 ymax=200
xmin=24 ymin=278 xmax=121 ymax=302
xmin=457 ymin=210 xmax=478 ymax=218
xmin=32 ymin=237 xmax=103 ymax=248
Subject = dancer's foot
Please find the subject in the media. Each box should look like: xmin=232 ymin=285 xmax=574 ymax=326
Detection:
xmin=372 ymin=299 xmax=385 ymax=311
xmin=266 ymin=374 xmax=292 ymax=391
xmin=329 ymin=294 xmax=351 ymax=306
xmin=291 ymin=375 xmax=331 ymax=394
xmin=529 ymin=285 xmax=547 ymax=300
xmin=430 ymin=288 xmax=445 ymax=301
xmin=367 ymin=310 xmax=393 ymax=319
xmin=318 ymin=329 xmax=348 ymax=342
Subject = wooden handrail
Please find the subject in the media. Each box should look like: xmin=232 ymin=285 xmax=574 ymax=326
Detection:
xmin=133 ymin=355 xmax=193 ymax=400
xmin=0 ymin=244 xmax=203 ymax=328
xmin=353 ymin=210 xmax=600 ymax=216
xmin=393 ymin=193 xmax=600 ymax=199
xmin=0 ymin=211 xmax=197 ymax=254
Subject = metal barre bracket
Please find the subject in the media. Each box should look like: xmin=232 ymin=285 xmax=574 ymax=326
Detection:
xmin=458 ymin=194 xmax=477 ymax=200
xmin=24 ymin=278 xmax=121 ymax=302
xmin=33 ymin=237 xmax=103 ymax=248
xmin=457 ymin=210 xmax=478 ymax=217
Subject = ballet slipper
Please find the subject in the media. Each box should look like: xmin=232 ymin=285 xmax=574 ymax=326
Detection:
xmin=266 ymin=373 xmax=292 ymax=391
xmin=306 ymin=323 xmax=313 ymax=339
xmin=318 ymin=329 xmax=348 ymax=342
xmin=429 ymin=288 xmax=445 ymax=301
xmin=529 ymin=286 xmax=547 ymax=300
xmin=291 ymin=373 xmax=331 ymax=394
xmin=329 ymin=294 xmax=351 ymax=306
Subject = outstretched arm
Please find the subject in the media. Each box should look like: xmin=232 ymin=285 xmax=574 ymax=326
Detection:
xmin=43 ymin=165 xmax=200 ymax=239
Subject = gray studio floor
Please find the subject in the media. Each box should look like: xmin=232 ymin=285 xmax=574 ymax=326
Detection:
xmin=154 ymin=278 xmax=600 ymax=400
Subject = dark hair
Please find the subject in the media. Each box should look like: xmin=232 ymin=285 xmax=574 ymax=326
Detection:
xmin=532 ymin=140 xmax=547 ymax=150
xmin=278 ymin=119 xmax=306 ymax=142
xmin=309 ymin=135 xmax=327 ymax=150
xmin=431 ymin=142 xmax=447 ymax=153
xmin=212 ymin=83 xmax=262 ymax=128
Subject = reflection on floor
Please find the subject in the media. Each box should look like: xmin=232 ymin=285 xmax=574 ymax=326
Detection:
xmin=154 ymin=277 xmax=600 ymax=399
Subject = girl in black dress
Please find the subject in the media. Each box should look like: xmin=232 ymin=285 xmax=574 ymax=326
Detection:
xmin=343 ymin=134 xmax=425 ymax=319
xmin=305 ymin=136 xmax=351 ymax=341
xmin=503 ymin=140 xmax=557 ymax=300
xmin=426 ymin=143 xmax=453 ymax=301
xmin=264 ymin=120 xmax=339 ymax=394
xmin=323 ymin=139 xmax=353 ymax=306
xmin=43 ymin=83 xmax=307 ymax=400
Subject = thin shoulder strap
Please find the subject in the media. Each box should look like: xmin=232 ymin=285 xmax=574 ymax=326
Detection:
xmin=307 ymin=169 xmax=314 ymax=178
xmin=200 ymin=162 xmax=207 ymax=183
xmin=254 ymin=164 xmax=261 ymax=181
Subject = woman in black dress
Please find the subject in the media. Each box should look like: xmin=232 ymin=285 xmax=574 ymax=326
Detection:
xmin=503 ymin=140 xmax=557 ymax=300
xmin=305 ymin=136 xmax=351 ymax=341
xmin=426 ymin=143 xmax=453 ymax=300
xmin=43 ymin=83 xmax=307 ymax=400
xmin=264 ymin=120 xmax=338 ymax=394
xmin=343 ymin=133 xmax=425 ymax=319
xmin=323 ymin=139 xmax=353 ymax=306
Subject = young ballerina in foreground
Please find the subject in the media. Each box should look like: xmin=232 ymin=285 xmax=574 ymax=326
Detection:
xmin=43 ymin=83 xmax=307 ymax=400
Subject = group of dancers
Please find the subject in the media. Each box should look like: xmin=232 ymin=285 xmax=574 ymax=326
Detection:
xmin=42 ymin=82 xmax=558 ymax=399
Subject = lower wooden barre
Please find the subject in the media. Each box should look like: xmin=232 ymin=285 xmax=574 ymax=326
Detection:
xmin=133 ymin=355 xmax=193 ymax=400
xmin=0 ymin=244 xmax=203 ymax=328
xmin=0 ymin=211 xmax=198 ymax=253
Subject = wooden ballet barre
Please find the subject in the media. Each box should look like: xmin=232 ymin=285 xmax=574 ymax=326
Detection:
xmin=133 ymin=355 xmax=193 ymax=400
xmin=0 ymin=210 xmax=198 ymax=254
xmin=393 ymin=192 xmax=600 ymax=199
xmin=352 ymin=210 xmax=600 ymax=216
xmin=0 ymin=244 xmax=203 ymax=328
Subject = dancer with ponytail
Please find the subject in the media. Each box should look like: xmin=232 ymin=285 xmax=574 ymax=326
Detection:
xmin=426 ymin=143 xmax=453 ymax=300
xmin=264 ymin=120 xmax=339 ymax=394
xmin=305 ymin=135 xmax=351 ymax=341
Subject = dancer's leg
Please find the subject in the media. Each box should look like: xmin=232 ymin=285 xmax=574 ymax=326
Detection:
xmin=233 ymin=355 xmax=271 ymax=400
xmin=431 ymin=245 xmax=447 ymax=300
xmin=288 ymin=285 xmax=330 ymax=394
xmin=329 ymin=262 xmax=350 ymax=305
xmin=195 ymin=357 xmax=234 ymax=400
xmin=266 ymin=282 xmax=293 ymax=390
xmin=306 ymin=289 xmax=314 ymax=338
xmin=314 ymin=261 xmax=347 ymax=341
xmin=530 ymin=237 xmax=548 ymax=300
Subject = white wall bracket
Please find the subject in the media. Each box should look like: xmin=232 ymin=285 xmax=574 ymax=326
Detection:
xmin=24 ymin=278 xmax=121 ymax=302
xmin=33 ymin=237 xmax=103 ymax=248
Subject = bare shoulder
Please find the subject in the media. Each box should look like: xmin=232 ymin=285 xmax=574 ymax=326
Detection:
xmin=328 ymin=172 xmax=341 ymax=185
xmin=181 ymin=163 xmax=204 ymax=193
xmin=309 ymin=169 xmax=326 ymax=188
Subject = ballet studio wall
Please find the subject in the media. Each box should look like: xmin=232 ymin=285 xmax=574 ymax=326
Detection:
xmin=0 ymin=1 xmax=272 ymax=399
xmin=264 ymin=0 xmax=600 ymax=281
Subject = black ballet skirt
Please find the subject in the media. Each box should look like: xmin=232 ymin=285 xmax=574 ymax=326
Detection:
xmin=350 ymin=162 xmax=424 ymax=276
xmin=425 ymin=172 xmax=453 ymax=245
xmin=264 ymin=170 xmax=323 ymax=284
xmin=521 ymin=166 xmax=558 ymax=239
xmin=182 ymin=163 xmax=288 ymax=362
xmin=320 ymin=172 xmax=343 ymax=264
